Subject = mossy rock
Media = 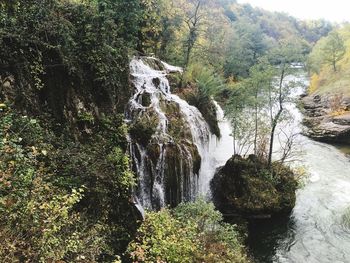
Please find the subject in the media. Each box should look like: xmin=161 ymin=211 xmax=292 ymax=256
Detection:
xmin=183 ymin=141 xmax=201 ymax=175
xmin=163 ymin=141 xmax=201 ymax=208
xmin=160 ymin=100 xmax=192 ymax=141
xmin=167 ymin=72 xmax=182 ymax=89
xmin=139 ymin=91 xmax=152 ymax=107
xmin=129 ymin=112 xmax=158 ymax=146
xmin=176 ymin=87 xmax=220 ymax=137
xmin=141 ymin=57 xmax=165 ymax=71
xmin=211 ymin=155 xmax=297 ymax=217
xmin=230 ymin=175 xmax=280 ymax=213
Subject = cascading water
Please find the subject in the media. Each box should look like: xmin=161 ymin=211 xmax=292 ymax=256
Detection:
xmin=198 ymin=101 xmax=236 ymax=196
xmin=126 ymin=57 xmax=232 ymax=209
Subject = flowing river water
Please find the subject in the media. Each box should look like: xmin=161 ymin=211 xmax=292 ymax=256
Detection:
xmin=248 ymin=74 xmax=350 ymax=262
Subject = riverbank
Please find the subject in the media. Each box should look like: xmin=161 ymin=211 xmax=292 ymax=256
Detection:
xmin=301 ymin=93 xmax=350 ymax=142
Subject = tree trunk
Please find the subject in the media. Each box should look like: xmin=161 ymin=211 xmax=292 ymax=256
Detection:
xmin=268 ymin=67 xmax=285 ymax=168
xmin=254 ymin=96 xmax=258 ymax=155
xmin=268 ymin=110 xmax=282 ymax=167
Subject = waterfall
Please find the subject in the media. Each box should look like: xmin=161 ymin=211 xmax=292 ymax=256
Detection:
xmin=126 ymin=57 xmax=234 ymax=209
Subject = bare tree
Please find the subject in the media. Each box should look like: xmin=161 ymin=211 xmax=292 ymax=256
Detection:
xmin=277 ymin=130 xmax=301 ymax=164
xmin=267 ymin=65 xmax=286 ymax=167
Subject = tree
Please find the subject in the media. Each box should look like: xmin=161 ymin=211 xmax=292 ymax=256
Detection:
xmin=137 ymin=0 xmax=163 ymax=54
xmin=157 ymin=0 xmax=183 ymax=59
xmin=183 ymin=0 xmax=206 ymax=69
xmin=266 ymin=41 xmax=304 ymax=167
xmin=226 ymin=40 xmax=304 ymax=167
xmin=225 ymin=58 xmax=274 ymax=158
xmin=322 ymin=31 xmax=346 ymax=72
xmin=224 ymin=20 xmax=269 ymax=80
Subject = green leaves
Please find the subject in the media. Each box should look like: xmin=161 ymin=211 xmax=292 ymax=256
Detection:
xmin=0 ymin=107 xmax=138 ymax=261
xmin=321 ymin=30 xmax=346 ymax=72
xmin=127 ymin=199 xmax=250 ymax=263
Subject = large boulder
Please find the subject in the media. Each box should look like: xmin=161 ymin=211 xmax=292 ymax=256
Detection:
xmin=211 ymin=155 xmax=297 ymax=218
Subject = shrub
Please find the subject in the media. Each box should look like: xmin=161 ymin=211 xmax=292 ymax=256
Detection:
xmin=181 ymin=64 xmax=225 ymax=136
xmin=0 ymin=108 xmax=109 ymax=262
xmin=127 ymin=199 xmax=250 ymax=263
xmin=129 ymin=114 xmax=158 ymax=146
xmin=0 ymin=107 xmax=138 ymax=261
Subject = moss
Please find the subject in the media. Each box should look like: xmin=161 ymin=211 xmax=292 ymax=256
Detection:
xmin=211 ymin=155 xmax=297 ymax=216
xmin=163 ymin=144 xmax=184 ymax=207
xmin=176 ymin=87 xmax=220 ymax=137
xmin=161 ymin=141 xmax=201 ymax=207
xmin=160 ymin=99 xmax=192 ymax=141
xmin=140 ymin=57 xmax=166 ymax=71
xmin=140 ymin=92 xmax=152 ymax=107
xmin=147 ymin=143 xmax=161 ymax=165
xmin=129 ymin=112 xmax=158 ymax=146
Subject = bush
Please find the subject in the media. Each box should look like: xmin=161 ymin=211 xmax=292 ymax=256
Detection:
xmin=181 ymin=64 xmax=225 ymax=137
xmin=0 ymin=107 xmax=138 ymax=261
xmin=0 ymin=108 xmax=107 ymax=261
xmin=127 ymin=199 xmax=250 ymax=263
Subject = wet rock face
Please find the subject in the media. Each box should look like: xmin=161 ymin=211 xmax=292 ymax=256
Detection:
xmin=164 ymin=143 xmax=201 ymax=208
xmin=211 ymin=155 xmax=297 ymax=217
xmin=175 ymin=86 xmax=220 ymax=137
xmin=127 ymin=57 xmax=211 ymax=209
xmin=302 ymin=94 xmax=350 ymax=143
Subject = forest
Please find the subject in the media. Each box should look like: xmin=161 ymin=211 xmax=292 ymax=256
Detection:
xmin=1 ymin=0 xmax=349 ymax=262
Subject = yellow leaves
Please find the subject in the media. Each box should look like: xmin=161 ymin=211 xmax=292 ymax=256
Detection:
xmin=330 ymin=109 xmax=348 ymax=117
xmin=308 ymin=73 xmax=320 ymax=94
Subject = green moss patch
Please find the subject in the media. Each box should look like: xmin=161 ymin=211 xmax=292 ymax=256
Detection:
xmin=211 ymin=155 xmax=298 ymax=216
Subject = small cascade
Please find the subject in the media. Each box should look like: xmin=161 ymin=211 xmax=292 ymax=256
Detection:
xmin=126 ymin=57 xmax=234 ymax=209
xmin=198 ymin=101 xmax=236 ymax=197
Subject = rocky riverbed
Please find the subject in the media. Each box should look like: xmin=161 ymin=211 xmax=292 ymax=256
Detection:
xmin=301 ymin=94 xmax=350 ymax=143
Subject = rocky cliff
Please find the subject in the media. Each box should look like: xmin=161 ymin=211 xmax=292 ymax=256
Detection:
xmin=302 ymin=94 xmax=350 ymax=143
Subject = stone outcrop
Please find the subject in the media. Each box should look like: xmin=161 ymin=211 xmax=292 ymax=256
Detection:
xmin=210 ymin=155 xmax=297 ymax=218
xmin=302 ymin=94 xmax=350 ymax=143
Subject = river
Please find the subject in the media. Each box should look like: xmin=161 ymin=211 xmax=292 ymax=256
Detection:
xmin=248 ymin=74 xmax=350 ymax=262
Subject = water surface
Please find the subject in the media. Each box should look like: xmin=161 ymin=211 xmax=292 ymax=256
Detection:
xmin=249 ymin=74 xmax=350 ymax=263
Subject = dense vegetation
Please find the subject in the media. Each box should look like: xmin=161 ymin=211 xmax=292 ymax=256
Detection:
xmin=308 ymin=25 xmax=350 ymax=97
xmin=0 ymin=106 xmax=139 ymax=261
xmin=0 ymin=0 xmax=335 ymax=262
xmin=128 ymin=199 xmax=250 ymax=263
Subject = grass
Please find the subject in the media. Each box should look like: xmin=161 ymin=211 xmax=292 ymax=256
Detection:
xmin=312 ymin=66 xmax=350 ymax=97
